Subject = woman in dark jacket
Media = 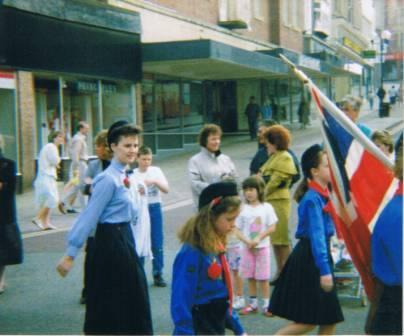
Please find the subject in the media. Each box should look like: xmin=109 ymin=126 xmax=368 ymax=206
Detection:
xmin=0 ymin=134 xmax=23 ymax=294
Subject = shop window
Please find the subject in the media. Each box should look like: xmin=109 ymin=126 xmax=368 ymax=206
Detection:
xmin=35 ymin=78 xmax=60 ymax=152
xmin=142 ymin=81 xmax=154 ymax=132
xmin=183 ymin=82 xmax=204 ymax=133
xmin=102 ymin=81 xmax=134 ymax=129
xmin=0 ymin=89 xmax=17 ymax=162
xmin=156 ymin=80 xmax=181 ymax=131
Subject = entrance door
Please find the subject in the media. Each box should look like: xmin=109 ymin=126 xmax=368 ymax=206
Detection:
xmin=205 ymin=81 xmax=237 ymax=132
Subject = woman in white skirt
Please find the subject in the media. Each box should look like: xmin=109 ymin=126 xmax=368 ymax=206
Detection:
xmin=33 ymin=131 xmax=65 ymax=230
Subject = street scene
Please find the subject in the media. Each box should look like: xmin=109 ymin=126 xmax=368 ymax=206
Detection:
xmin=0 ymin=0 xmax=403 ymax=335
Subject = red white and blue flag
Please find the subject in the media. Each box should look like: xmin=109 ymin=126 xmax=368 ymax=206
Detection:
xmin=309 ymin=84 xmax=397 ymax=301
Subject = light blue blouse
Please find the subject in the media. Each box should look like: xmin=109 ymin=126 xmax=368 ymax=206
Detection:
xmin=66 ymin=159 xmax=137 ymax=258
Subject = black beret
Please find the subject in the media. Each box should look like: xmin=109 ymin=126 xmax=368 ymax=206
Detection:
xmin=107 ymin=120 xmax=129 ymax=146
xmin=198 ymin=181 xmax=238 ymax=210
xmin=301 ymin=144 xmax=323 ymax=178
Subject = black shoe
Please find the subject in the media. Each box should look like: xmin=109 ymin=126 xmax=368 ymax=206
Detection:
xmin=153 ymin=275 xmax=167 ymax=287
xmin=79 ymin=296 xmax=86 ymax=305
xmin=67 ymin=209 xmax=79 ymax=214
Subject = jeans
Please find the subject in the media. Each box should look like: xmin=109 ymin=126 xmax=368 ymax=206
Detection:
xmin=149 ymin=203 xmax=164 ymax=277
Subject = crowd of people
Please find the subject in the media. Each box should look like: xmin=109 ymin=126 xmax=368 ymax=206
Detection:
xmin=0 ymin=92 xmax=402 ymax=335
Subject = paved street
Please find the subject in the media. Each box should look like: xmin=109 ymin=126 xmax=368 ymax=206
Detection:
xmin=0 ymin=105 xmax=402 ymax=335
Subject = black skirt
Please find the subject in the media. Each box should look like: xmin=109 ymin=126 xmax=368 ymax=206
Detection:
xmin=269 ymin=239 xmax=344 ymax=325
xmin=84 ymin=223 xmax=153 ymax=335
xmin=192 ymin=297 xmax=228 ymax=335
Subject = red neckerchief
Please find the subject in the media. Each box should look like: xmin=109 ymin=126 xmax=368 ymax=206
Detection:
xmin=395 ymin=182 xmax=403 ymax=196
xmin=308 ymin=180 xmax=332 ymax=213
xmin=308 ymin=180 xmax=329 ymax=198
xmin=218 ymin=253 xmax=233 ymax=315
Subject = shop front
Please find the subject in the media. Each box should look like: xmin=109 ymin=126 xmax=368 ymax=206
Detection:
xmin=0 ymin=0 xmax=141 ymax=190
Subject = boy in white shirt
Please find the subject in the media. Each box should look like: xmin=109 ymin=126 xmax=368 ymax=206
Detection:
xmin=134 ymin=146 xmax=169 ymax=287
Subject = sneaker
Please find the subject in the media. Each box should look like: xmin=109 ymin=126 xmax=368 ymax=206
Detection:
xmin=153 ymin=275 xmax=167 ymax=287
xmin=58 ymin=202 xmax=66 ymax=215
xmin=232 ymin=297 xmax=245 ymax=310
xmin=32 ymin=218 xmax=44 ymax=230
xmin=240 ymin=304 xmax=258 ymax=315
xmin=67 ymin=208 xmax=79 ymax=214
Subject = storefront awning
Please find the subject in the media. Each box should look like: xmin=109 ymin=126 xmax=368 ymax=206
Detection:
xmin=142 ymin=40 xmax=289 ymax=80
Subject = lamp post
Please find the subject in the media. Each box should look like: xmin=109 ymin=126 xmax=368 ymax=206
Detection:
xmin=379 ymin=29 xmax=392 ymax=87
xmin=377 ymin=30 xmax=391 ymax=117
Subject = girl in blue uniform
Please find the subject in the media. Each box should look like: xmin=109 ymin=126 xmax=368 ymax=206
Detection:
xmin=56 ymin=123 xmax=153 ymax=335
xmin=171 ymin=181 xmax=245 ymax=335
xmin=269 ymin=144 xmax=344 ymax=335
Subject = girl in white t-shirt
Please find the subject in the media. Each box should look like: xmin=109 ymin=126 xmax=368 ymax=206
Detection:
xmin=235 ymin=176 xmax=277 ymax=316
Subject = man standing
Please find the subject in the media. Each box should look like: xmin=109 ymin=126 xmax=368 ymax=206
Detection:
xmin=60 ymin=121 xmax=89 ymax=214
xmin=245 ymin=96 xmax=260 ymax=140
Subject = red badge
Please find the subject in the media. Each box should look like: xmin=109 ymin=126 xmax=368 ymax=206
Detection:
xmin=207 ymin=259 xmax=222 ymax=280
xmin=123 ymin=176 xmax=130 ymax=189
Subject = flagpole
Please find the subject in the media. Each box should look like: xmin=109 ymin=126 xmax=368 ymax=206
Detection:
xmin=279 ymin=55 xmax=394 ymax=171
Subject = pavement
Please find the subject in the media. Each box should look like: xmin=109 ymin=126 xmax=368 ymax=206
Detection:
xmin=0 ymin=103 xmax=402 ymax=335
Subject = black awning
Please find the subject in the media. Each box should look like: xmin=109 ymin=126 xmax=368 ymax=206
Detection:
xmin=142 ymin=40 xmax=289 ymax=80
xmin=0 ymin=5 xmax=141 ymax=81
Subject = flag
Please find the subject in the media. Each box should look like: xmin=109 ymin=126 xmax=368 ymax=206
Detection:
xmin=309 ymin=84 xmax=397 ymax=301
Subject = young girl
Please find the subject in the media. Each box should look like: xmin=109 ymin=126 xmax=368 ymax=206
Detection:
xmin=235 ymin=176 xmax=277 ymax=315
xmin=171 ymin=181 xmax=245 ymax=335
xmin=269 ymin=144 xmax=344 ymax=335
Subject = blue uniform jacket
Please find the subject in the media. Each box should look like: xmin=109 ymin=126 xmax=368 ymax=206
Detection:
xmin=295 ymin=187 xmax=335 ymax=276
xmin=171 ymin=244 xmax=244 ymax=335
xmin=371 ymin=188 xmax=403 ymax=286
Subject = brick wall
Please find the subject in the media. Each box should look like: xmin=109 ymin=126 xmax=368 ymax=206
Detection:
xmin=16 ymin=71 xmax=37 ymax=191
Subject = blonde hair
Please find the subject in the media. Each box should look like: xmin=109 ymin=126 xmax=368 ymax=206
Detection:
xmin=371 ymin=130 xmax=394 ymax=154
xmin=178 ymin=196 xmax=241 ymax=253
xmin=341 ymin=95 xmax=363 ymax=112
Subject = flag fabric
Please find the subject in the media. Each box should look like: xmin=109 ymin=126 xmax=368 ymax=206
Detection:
xmin=309 ymin=84 xmax=396 ymax=301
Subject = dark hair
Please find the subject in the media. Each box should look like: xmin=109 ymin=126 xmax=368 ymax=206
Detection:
xmin=198 ymin=124 xmax=222 ymax=147
xmin=294 ymin=144 xmax=324 ymax=203
xmin=138 ymin=145 xmax=152 ymax=156
xmin=48 ymin=130 xmax=64 ymax=143
xmin=264 ymin=125 xmax=291 ymax=150
xmin=242 ymin=176 xmax=265 ymax=203
xmin=108 ymin=124 xmax=142 ymax=148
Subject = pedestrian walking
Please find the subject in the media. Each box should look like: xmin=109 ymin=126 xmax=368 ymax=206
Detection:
xmin=366 ymin=142 xmax=402 ymax=335
xmin=235 ymin=176 xmax=277 ymax=316
xmin=388 ymin=85 xmax=397 ymax=105
xmin=368 ymin=88 xmax=375 ymax=111
xmin=133 ymin=145 xmax=169 ymax=287
xmin=340 ymin=95 xmax=373 ymax=137
xmin=245 ymin=96 xmax=260 ymax=140
xmin=171 ymin=181 xmax=245 ymax=335
xmin=377 ymin=86 xmax=387 ymax=117
xmin=298 ymin=86 xmax=311 ymax=129
xmin=0 ymin=134 xmax=23 ymax=294
xmin=188 ymin=124 xmax=237 ymax=207
xmin=59 ymin=121 xmax=90 ymax=214
xmin=56 ymin=123 xmax=153 ymax=335
xmin=33 ymin=130 xmax=65 ymax=230
xmin=79 ymin=129 xmax=112 ymax=305
xmin=259 ymin=125 xmax=297 ymax=284
xmin=269 ymin=144 xmax=344 ymax=334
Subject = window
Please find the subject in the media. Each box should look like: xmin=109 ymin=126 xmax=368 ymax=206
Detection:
xmin=0 ymin=89 xmax=17 ymax=162
xmin=253 ymin=0 xmax=264 ymax=20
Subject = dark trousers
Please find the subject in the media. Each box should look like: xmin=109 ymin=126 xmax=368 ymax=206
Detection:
xmin=247 ymin=117 xmax=257 ymax=139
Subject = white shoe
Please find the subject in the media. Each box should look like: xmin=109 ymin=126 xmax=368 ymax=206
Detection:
xmin=232 ymin=297 xmax=245 ymax=310
xmin=45 ymin=223 xmax=57 ymax=230
xmin=32 ymin=218 xmax=44 ymax=230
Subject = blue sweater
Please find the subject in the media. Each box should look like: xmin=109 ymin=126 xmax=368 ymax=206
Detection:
xmin=371 ymin=189 xmax=403 ymax=286
xmin=295 ymin=188 xmax=335 ymax=276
